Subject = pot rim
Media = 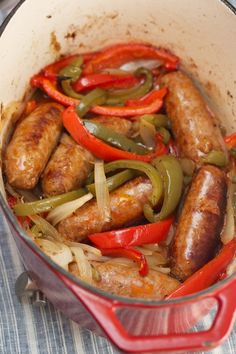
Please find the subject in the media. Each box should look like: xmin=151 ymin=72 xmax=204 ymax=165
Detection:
xmin=0 ymin=0 xmax=236 ymax=306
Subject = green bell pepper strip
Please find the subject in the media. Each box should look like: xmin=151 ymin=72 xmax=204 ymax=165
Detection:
xmin=229 ymin=148 xmax=236 ymax=158
xmin=157 ymin=127 xmax=171 ymax=145
xmin=104 ymin=160 xmax=163 ymax=206
xmin=59 ymin=57 xmax=83 ymax=80
xmin=143 ymin=155 xmax=183 ymax=222
xmin=203 ymin=150 xmax=228 ymax=167
xmin=61 ymin=80 xmax=84 ymax=99
xmin=180 ymin=158 xmax=195 ymax=176
xmin=13 ymin=188 xmax=86 ymax=216
xmin=183 ymin=175 xmax=192 ymax=186
xmin=76 ymin=88 xmax=108 ymax=117
xmin=87 ymin=169 xmax=137 ymax=196
xmin=83 ymin=120 xmax=149 ymax=155
xmin=59 ymin=57 xmax=84 ymax=99
xmin=106 ymin=67 xmax=153 ymax=105
xmin=140 ymin=114 xmax=171 ymax=129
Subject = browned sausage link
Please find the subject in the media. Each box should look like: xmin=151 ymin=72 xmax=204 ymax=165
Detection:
xmin=90 ymin=115 xmax=139 ymax=138
xmin=58 ymin=176 xmax=152 ymax=241
xmin=41 ymin=134 xmax=94 ymax=196
xmin=170 ymin=165 xmax=227 ymax=281
xmin=160 ymin=71 xmax=227 ymax=164
xmin=42 ymin=116 xmax=137 ymax=196
xmin=4 ymin=102 xmax=63 ymax=190
xmin=69 ymin=261 xmax=180 ymax=300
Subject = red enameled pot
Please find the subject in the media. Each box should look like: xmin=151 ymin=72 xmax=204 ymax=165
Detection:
xmin=0 ymin=0 xmax=236 ymax=352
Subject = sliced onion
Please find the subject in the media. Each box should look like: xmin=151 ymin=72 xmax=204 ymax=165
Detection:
xmin=3 ymin=180 xmax=21 ymax=203
xmin=47 ymin=192 xmax=93 ymax=226
xmin=5 ymin=183 xmax=21 ymax=199
xmin=134 ymin=246 xmax=153 ymax=256
xmin=142 ymin=243 xmax=162 ymax=251
xmin=146 ymin=253 xmax=167 ymax=266
xmin=36 ymin=239 xmax=73 ymax=271
xmin=94 ymin=160 xmax=111 ymax=224
xmin=106 ymin=257 xmax=135 ymax=266
xmin=120 ymin=59 xmax=162 ymax=72
xmin=0 ymin=96 xmax=34 ymax=201
xmin=0 ymin=101 xmax=26 ymax=152
xmin=151 ymin=266 xmax=171 ymax=274
xmin=221 ymin=181 xmax=235 ymax=244
xmin=70 ymin=246 xmax=93 ymax=282
xmin=29 ymin=214 xmax=63 ymax=242
xmin=139 ymin=119 xmax=156 ymax=149
xmin=67 ymin=242 xmax=102 ymax=257
xmin=86 ymin=253 xmax=110 ymax=262
xmin=163 ymin=225 xmax=175 ymax=246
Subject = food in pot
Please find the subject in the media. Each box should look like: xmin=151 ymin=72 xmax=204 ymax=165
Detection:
xmin=2 ymin=42 xmax=236 ymax=300
xmin=170 ymin=165 xmax=227 ymax=281
xmin=159 ymin=71 xmax=227 ymax=165
xmin=4 ymin=103 xmax=63 ymax=189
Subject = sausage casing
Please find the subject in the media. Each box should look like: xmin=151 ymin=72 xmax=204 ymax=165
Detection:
xmin=4 ymin=103 xmax=63 ymax=189
xmin=170 ymin=165 xmax=227 ymax=281
xmin=58 ymin=176 xmax=152 ymax=241
xmin=90 ymin=115 xmax=138 ymax=138
xmin=70 ymin=261 xmax=180 ymax=300
xmin=160 ymin=71 xmax=227 ymax=164
xmin=41 ymin=134 xmax=94 ymax=196
xmin=42 ymin=116 xmax=137 ymax=196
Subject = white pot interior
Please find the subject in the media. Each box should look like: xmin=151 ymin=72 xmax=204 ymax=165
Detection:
xmin=0 ymin=0 xmax=235 ymax=132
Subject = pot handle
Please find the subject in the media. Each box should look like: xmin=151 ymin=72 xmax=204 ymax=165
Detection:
xmin=63 ymin=277 xmax=236 ymax=353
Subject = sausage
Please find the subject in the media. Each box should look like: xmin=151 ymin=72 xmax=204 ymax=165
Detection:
xmin=58 ymin=176 xmax=152 ymax=241
xmin=160 ymin=71 xmax=227 ymax=164
xmin=41 ymin=116 xmax=138 ymax=196
xmin=41 ymin=134 xmax=94 ymax=196
xmin=90 ymin=115 xmax=138 ymax=138
xmin=70 ymin=261 xmax=180 ymax=300
xmin=170 ymin=165 xmax=227 ymax=281
xmin=4 ymin=102 xmax=63 ymax=190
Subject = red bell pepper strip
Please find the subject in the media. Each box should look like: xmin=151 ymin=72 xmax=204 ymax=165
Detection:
xmin=62 ymin=106 xmax=167 ymax=161
xmin=224 ymin=132 xmax=236 ymax=150
xmin=31 ymin=75 xmax=167 ymax=117
xmin=31 ymin=75 xmax=79 ymax=106
xmin=100 ymin=247 xmax=149 ymax=276
xmin=167 ymin=238 xmax=236 ymax=299
xmin=91 ymin=95 xmax=165 ymax=116
xmin=73 ymin=73 xmax=140 ymax=92
xmin=89 ymin=217 xmax=173 ymax=249
xmin=125 ymin=88 xmax=168 ymax=107
xmin=83 ymin=43 xmax=179 ymax=74
xmin=43 ymin=54 xmax=81 ymax=80
xmin=42 ymin=52 xmax=97 ymax=80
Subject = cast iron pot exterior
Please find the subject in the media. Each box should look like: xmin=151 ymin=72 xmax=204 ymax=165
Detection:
xmin=0 ymin=1 xmax=236 ymax=352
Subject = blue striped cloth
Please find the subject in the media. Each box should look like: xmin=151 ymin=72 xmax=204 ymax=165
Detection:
xmin=1 ymin=1 xmax=236 ymax=353
xmin=1 ymin=212 xmax=236 ymax=354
